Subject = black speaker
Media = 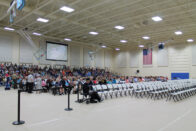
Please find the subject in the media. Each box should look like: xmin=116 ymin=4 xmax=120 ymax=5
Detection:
xmin=136 ymin=70 xmax=140 ymax=73
xmin=158 ymin=43 xmax=164 ymax=50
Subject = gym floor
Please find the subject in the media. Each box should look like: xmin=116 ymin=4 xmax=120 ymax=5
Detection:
xmin=0 ymin=88 xmax=196 ymax=131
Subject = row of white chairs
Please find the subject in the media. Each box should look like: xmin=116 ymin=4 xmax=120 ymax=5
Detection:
xmin=92 ymin=83 xmax=133 ymax=99
xmin=91 ymin=79 xmax=196 ymax=102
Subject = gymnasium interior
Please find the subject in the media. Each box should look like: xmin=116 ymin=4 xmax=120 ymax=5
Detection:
xmin=0 ymin=0 xmax=196 ymax=131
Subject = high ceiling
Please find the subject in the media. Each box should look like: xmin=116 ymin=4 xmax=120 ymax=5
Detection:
xmin=0 ymin=0 xmax=195 ymax=49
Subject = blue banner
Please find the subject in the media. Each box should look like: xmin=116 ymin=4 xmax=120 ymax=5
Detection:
xmin=17 ymin=0 xmax=25 ymax=10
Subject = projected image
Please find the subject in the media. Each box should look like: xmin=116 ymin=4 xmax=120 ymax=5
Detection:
xmin=46 ymin=42 xmax=68 ymax=61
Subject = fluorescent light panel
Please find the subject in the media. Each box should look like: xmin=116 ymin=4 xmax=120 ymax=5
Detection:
xmin=33 ymin=32 xmax=42 ymax=36
xmin=120 ymin=40 xmax=127 ymax=43
xmin=89 ymin=31 xmax=98 ymax=35
xmin=101 ymin=45 xmax=106 ymax=48
xmin=115 ymin=25 xmax=125 ymax=30
xmin=4 ymin=27 xmax=15 ymax=31
xmin=158 ymin=42 xmax=165 ymax=45
xmin=139 ymin=45 xmax=144 ymax=48
xmin=152 ymin=16 xmax=162 ymax=22
xmin=175 ymin=31 xmax=183 ymax=35
xmin=64 ymin=38 xmax=71 ymax=41
xmin=187 ymin=39 xmax=194 ymax=42
xmin=142 ymin=36 xmax=150 ymax=40
xmin=60 ymin=6 xmax=74 ymax=13
xmin=37 ymin=18 xmax=49 ymax=23
xmin=115 ymin=48 xmax=120 ymax=51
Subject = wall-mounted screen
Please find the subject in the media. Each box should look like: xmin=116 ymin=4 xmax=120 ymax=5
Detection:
xmin=46 ymin=41 xmax=68 ymax=61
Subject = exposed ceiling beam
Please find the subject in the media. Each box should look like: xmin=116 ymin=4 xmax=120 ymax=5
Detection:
xmin=51 ymin=0 xmax=190 ymax=38
xmin=89 ymin=1 xmax=196 ymax=30
xmin=31 ymin=0 xmax=109 ymax=32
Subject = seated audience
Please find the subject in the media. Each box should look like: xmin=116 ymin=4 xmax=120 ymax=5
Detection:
xmin=0 ymin=63 xmax=168 ymax=96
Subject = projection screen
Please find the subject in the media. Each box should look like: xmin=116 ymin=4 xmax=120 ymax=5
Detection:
xmin=46 ymin=41 xmax=68 ymax=61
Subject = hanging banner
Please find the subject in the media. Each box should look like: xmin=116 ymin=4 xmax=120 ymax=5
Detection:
xmin=17 ymin=0 xmax=25 ymax=10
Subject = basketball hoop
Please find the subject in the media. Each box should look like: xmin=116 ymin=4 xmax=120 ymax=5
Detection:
xmin=88 ymin=51 xmax=95 ymax=61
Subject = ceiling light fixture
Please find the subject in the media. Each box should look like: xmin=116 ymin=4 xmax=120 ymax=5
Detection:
xmin=4 ymin=27 xmax=15 ymax=31
xmin=187 ymin=39 xmax=194 ymax=42
xmin=138 ymin=45 xmax=144 ymax=48
xmin=152 ymin=16 xmax=162 ymax=22
xmin=115 ymin=25 xmax=125 ymax=30
xmin=37 ymin=18 xmax=49 ymax=23
xmin=142 ymin=36 xmax=150 ymax=40
xmin=101 ymin=45 xmax=106 ymax=48
xmin=64 ymin=38 xmax=72 ymax=41
xmin=89 ymin=31 xmax=99 ymax=35
xmin=120 ymin=40 xmax=127 ymax=43
xmin=175 ymin=31 xmax=183 ymax=35
xmin=32 ymin=32 xmax=42 ymax=36
xmin=115 ymin=48 xmax=120 ymax=51
xmin=158 ymin=42 xmax=165 ymax=45
xmin=60 ymin=6 xmax=75 ymax=13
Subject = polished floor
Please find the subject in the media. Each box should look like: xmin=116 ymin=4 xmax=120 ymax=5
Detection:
xmin=0 ymin=87 xmax=196 ymax=131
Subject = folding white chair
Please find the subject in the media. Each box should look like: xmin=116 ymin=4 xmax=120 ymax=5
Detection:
xmin=95 ymin=85 xmax=104 ymax=99
xmin=107 ymin=84 xmax=115 ymax=98
xmin=117 ymin=84 xmax=123 ymax=96
xmin=101 ymin=85 xmax=109 ymax=99
xmin=112 ymin=84 xmax=119 ymax=97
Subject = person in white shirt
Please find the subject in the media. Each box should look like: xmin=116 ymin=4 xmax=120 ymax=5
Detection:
xmin=35 ymin=74 xmax=42 ymax=94
xmin=27 ymin=72 xmax=34 ymax=93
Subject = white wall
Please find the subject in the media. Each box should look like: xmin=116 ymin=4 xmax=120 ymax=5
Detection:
xmin=2 ymin=30 xmax=196 ymax=78
xmin=113 ymin=43 xmax=196 ymax=79
xmin=0 ymin=30 xmax=113 ymax=69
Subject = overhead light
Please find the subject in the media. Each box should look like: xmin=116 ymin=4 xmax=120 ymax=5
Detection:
xmin=60 ymin=6 xmax=75 ymax=13
xmin=142 ymin=36 xmax=150 ymax=40
xmin=37 ymin=18 xmax=49 ymax=23
xmin=64 ymin=38 xmax=72 ymax=41
xmin=175 ymin=31 xmax=183 ymax=35
xmin=152 ymin=16 xmax=162 ymax=22
xmin=138 ymin=45 xmax=144 ymax=48
xmin=101 ymin=45 xmax=106 ymax=48
xmin=115 ymin=48 xmax=120 ymax=51
xmin=4 ymin=27 xmax=15 ymax=31
xmin=32 ymin=32 xmax=42 ymax=36
xmin=89 ymin=31 xmax=99 ymax=35
xmin=115 ymin=25 xmax=125 ymax=30
xmin=120 ymin=40 xmax=127 ymax=43
xmin=158 ymin=42 xmax=165 ymax=45
xmin=187 ymin=39 xmax=194 ymax=42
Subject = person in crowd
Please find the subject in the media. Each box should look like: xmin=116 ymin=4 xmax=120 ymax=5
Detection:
xmin=21 ymin=77 xmax=27 ymax=90
xmin=0 ymin=63 xmax=168 ymax=94
xmin=82 ymin=78 xmax=102 ymax=103
xmin=61 ymin=76 xmax=68 ymax=94
xmin=27 ymin=72 xmax=34 ymax=93
xmin=12 ymin=72 xmax=17 ymax=89
xmin=112 ymin=77 xmax=117 ymax=84
xmin=107 ymin=78 xmax=112 ymax=84
xmin=35 ymin=74 xmax=42 ymax=94
xmin=41 ymin=79 xmax=47 ymax=91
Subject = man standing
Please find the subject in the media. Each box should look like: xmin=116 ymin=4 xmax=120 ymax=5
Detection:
xmin=27 ymin=72 xmax=34 ymax=93
xmin=12 ymin=73 xmax=17 ymax=89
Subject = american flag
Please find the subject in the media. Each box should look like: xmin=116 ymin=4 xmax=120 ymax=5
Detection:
xmin=143 ymin=48 xmax=152 ymax=65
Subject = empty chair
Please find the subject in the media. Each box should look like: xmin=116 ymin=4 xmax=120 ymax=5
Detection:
xmin=117 ymin=84 xmax=124 ymax=96
xmin=101 ymin=85 xmax=109 ymax=99
xmin=107 ymin=84 xmax=115 ymax=98
xmin=112 ymin=84 xmax=120 ymax=97
xmin=95 ymin=85 xmax=104 ymax=99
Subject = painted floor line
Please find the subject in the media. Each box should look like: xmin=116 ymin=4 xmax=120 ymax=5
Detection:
xmin=158 ymin=109 xmax=192 ymax=131
xmin=29 ymin=118 xmax=60 ymax=127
